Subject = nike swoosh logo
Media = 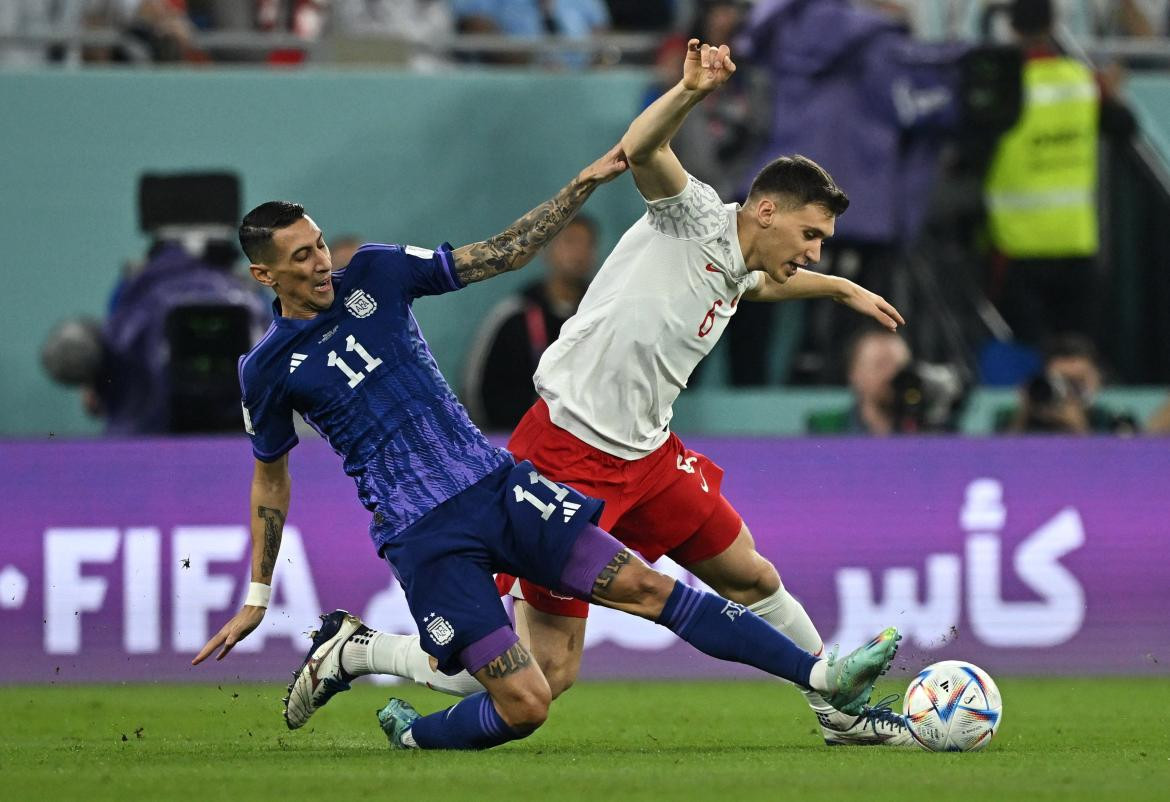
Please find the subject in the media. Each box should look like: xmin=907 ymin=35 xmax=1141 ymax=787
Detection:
xmin=308 ymin=639 xmax=340 ymax=692
xmin=705 ymin=263 xmax=722 ymax=274
xmin=698 ymin=467 xmax=709 ymax=493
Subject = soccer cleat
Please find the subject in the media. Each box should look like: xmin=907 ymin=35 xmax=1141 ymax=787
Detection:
xmin=821 ymin=626 xmax=901 ymax=716
xmin=284 ymin=609 xmax=366 ymax=730
xmin=820 ymin=695 xmax=917 ymax=747
xmin=377 ymin=698 xmax=421 ymax=749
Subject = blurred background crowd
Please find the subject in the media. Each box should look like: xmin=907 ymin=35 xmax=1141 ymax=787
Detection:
xmin=8 ymin=0 xmax=1170 ymax=439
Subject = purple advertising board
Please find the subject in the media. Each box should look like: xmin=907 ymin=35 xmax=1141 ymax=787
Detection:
xmin=1 ymin=436 xmax=1168 ymax=684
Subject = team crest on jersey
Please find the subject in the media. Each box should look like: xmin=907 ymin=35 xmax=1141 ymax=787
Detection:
xmin=344 ymin=289 xmax=377 ymax=318
xmin=424 ymin=613 xmax=455 ymax=646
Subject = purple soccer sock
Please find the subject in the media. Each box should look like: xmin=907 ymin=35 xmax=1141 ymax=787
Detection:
xmin=657 ymin=581 xmax=817 ymax=687
xmin=409 ymin=692 xmax=530 ymax=750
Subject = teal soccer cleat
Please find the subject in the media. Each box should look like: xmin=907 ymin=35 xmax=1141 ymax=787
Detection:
xmin=377 ymin=698 xmax=422 ymax=749
xmin=821 ymin=626 xmax=901 ymax=716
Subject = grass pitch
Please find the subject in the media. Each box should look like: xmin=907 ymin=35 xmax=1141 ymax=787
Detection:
xmin=3 ymin=678 xmax=1168 ymax=801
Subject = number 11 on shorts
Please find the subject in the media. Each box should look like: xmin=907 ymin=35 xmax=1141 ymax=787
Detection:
xmin=512 ymin=470 xmax=569 ymax=521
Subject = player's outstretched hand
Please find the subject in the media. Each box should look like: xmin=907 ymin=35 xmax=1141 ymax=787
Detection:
xmin=836 ymin=281 xmax=906 ymax=331
xmin=192 ymin=605 xmax=266 ymax=665
xmin=681 ymin=38 xmax=736 ymax=94
xmin=577 ymin=142 xmax=630 ymax=186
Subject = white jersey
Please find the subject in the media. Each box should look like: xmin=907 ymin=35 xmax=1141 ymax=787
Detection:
xmin=535 ymin=175 xmax=760 ymax=459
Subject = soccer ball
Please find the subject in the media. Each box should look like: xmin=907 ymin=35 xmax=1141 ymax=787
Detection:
xmin=903 ymin=660 xmax=1003 ymax=752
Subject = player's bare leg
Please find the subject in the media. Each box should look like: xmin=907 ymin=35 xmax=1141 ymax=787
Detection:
xmin=513 ymin=600 xmax=586 ymax=700
xmin=686 ymin=526 xmax=914 ymax=746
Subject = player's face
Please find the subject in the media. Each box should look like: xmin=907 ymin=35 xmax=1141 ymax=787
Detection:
xmin=258 ymin=216 xmax=334 ymax=319
xmin=754 ymin=202 xmax=835 ymax=284
xmin=547 ymin=221 xmax=597 ymax=284
xmin=849 ymin=334 xmax=911 ymax=402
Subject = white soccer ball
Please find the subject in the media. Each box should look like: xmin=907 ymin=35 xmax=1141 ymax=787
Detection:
xmin=903 ymin=660 xmax=1003 ymax=752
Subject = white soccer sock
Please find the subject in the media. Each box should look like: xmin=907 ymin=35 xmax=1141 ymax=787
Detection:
xmin=341 ymin=630 xmax=483 ymax=697
xmin=808 ymin=658 xmax=829 ymax=694
xmin=748 ymin=587 xmax=835 ymax=713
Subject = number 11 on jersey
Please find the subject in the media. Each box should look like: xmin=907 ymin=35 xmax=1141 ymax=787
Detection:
xmin=327 ymin=334 xmax=384 ymax=388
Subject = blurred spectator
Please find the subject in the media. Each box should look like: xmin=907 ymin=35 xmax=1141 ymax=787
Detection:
xmin=2 ymin=0 xmax=201 ymax=65
xmin=999 ymin=333 xmax=1138 ymax=433
xmin=463 ymin=215 xmax=598 ymax=430
xmin=333 ymin=0 xmax=455 ymax=70
xmin=605 ymin=0 xmax=676 ymax=32
xmin=254 ymin=0 xmax=329 ymax=64
xmin=82 ymin=0 xmax=204 ymax=63
xmin=738 ymin=0 xmax=971 ymax=385
xmin=328 ymin=234 xmax=362 ymax=270
xmin=452 ymin=0 xmax=610 ymax=67
xmin=983 ymin=0 xmax=1136 ymax=350
xmin=807 ymin=329 xmax=911 ymax=435
xmin=43 ymin=172 xmax=270 ymax=435
xmin=982 ymin=0 xmax=1168 ymax=39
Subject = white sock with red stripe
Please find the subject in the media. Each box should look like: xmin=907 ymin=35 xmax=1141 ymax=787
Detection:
xmin=747 ymin=586 xmax=836 ymax=714
xmin=341 ymin=630 xmax=482 ymax=697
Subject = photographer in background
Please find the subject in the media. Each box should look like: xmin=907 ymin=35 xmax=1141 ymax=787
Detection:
xmin=42 ymin=172 xmax=269 ymax=435
xmin=807 ymin=328 xmax=967 ymax=435
xmin=1001 ymin=333 xmax=1138 ymax=434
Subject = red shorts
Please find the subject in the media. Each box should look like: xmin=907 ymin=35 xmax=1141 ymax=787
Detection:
xmin=495 ymin=398 xmax=742 ymax=618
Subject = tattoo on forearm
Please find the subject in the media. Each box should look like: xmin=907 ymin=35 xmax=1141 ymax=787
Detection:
xmin=455 ymin=178 xmax=595 ymax=283
xmin=482 ymin=642 xmax=532 ymax=679
xmin=257 ymin=506 xmax=285 ymax=579
xmin=592 ymin=550 xmax=632 ymax=595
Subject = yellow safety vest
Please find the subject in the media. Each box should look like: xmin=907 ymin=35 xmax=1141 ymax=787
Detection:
xmin=985 ymin=56 xmax=1100 ymax=258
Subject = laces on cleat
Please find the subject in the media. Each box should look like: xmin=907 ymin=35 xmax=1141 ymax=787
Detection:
xmin=859 ymin=695 xmax=904 ymax=733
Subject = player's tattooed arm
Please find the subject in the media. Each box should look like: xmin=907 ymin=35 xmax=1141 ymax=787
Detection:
xmin=480 ymin=642 xmax=533 ymax=679
xmin=451 ymin=143 xmax=628 ymax=284
xmin=250 ymin=455 xmax=291 ymax=584
xmin=257 ymin=506 xmax=284 ymax=580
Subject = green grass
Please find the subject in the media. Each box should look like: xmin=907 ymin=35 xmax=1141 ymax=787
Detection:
xmin=2 ymin=679 xmax=1168 ymax=801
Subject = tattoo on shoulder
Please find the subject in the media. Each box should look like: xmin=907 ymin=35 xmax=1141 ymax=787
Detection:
xmin=481 ymin=642 xmax=532 ymax=679
xmin=592 ymin=549 xmax=632 ymax=595
xmin=455 ymin=178 xmax=592 ymax=284
xmin=257 ymin=506 xmax=285 ymax=579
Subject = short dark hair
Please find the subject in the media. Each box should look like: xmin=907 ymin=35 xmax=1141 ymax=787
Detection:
xmin=747 ymin=155 xmax=850 ymax=217
xmin=1010 ymin=0 xmax=1053 ymax=37
xmin=845 ymin=327 xmax=905 ymax=373
xmin=239 ymin=201 xmax=305 ymax=263
xmin=564 ymin=213 xmax=599 ymax=242
xmin=1043 ymin=333 xmax=1099 ymax=366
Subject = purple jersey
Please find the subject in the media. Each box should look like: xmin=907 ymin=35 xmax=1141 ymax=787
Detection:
xmin=238 ymin=242 xmax=510 ymax=550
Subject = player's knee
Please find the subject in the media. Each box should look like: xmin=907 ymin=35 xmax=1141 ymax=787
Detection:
xmin=497 ymin=684 xmax=552 ymax=732
xmin=707 ymin=553 xmax=781 ymax=604
xmin=753 ymin=558 xmax=782 ymax=598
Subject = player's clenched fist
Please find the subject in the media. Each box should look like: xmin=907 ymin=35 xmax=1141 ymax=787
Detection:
xmin=681 ymin=38 xmax=736 ymax=94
